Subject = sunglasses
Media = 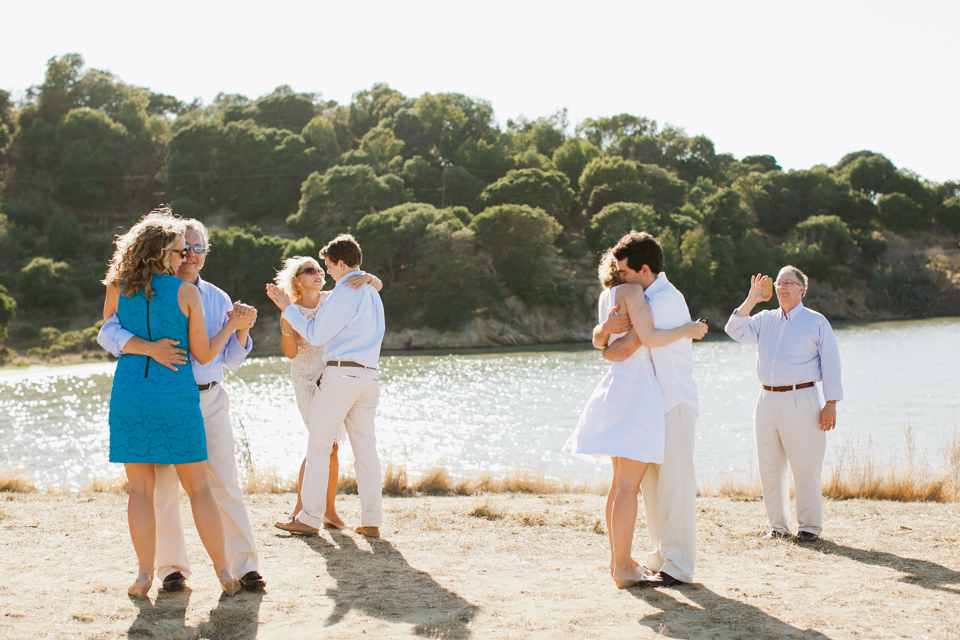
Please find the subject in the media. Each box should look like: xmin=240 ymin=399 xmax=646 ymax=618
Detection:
xmin=171 ymin=248 xmax=188 ymax=258
xmin=298 ymin=267 xmax=320 ymax=276
xmin=184 ymin=243 xmax=207 ymax=255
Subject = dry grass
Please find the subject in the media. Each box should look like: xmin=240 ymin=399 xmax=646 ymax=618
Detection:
xmin=89 ymin=476 xmax=127 ymax=493
xmin=242 ymin=466 xmax=298 ymax=494
xmin=0 ymin=468 xmax=36 ymax=493
xmin=824 ymin=426 xmax=955 ymax=502
xmin=467 ymin=494 xmax=504 ymax=520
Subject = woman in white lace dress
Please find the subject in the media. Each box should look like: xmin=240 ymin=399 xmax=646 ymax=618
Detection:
xmin=273 ymin=256 xmax=382 ymax=530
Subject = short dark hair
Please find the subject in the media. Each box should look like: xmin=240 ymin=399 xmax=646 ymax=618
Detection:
xmin=612 ymin=231 xmax=663 ymax=274
xmin=320 ymin=233 xmax=362 ymax=268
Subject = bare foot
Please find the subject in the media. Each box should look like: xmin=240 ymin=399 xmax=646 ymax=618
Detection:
xmin=610 ymin=558 xmax=640 ymax=576
xmin=323 ymin=511 xmax=347 ymax=529
xmin=612 ymin=565 xmax=644 ymax=588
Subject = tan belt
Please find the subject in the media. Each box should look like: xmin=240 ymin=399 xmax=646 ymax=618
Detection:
xmin=762 ymin=382 xmax=814 ymax=392
xmin=198 ymin=381 xmax=218 ymax=392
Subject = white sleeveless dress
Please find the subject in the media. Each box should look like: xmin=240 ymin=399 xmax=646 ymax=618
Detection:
xmin=290 ymin=294 xmax=346 ymax=444
xmin=563 ymin=285 xmax=665 ymax=464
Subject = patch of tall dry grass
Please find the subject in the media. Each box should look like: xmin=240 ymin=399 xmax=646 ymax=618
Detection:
xmin=824 ymin=427 xmax=957 ymax=502
xmin=0 ymin=468 xmax=36 ymax=493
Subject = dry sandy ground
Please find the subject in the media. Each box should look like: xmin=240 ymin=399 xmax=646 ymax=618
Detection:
xmin=0 ymin=491 xmax=957 ymax=639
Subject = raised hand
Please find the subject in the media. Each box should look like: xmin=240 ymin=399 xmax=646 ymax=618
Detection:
xmin=747 ymin=273 xmax=770 ymax=304
xmin=265 ymin=283 xmax=292 ymax=311
xmin=600 ymin=305 xmax=632 ymax=335
xmin=684 ymin=320 xmax=709 ymax=340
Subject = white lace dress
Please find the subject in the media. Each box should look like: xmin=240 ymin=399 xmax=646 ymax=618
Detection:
xmin=563 ymin=285 xmax=665 ymax=464
xmin=290 ymin=294 xmax=346 ymax=444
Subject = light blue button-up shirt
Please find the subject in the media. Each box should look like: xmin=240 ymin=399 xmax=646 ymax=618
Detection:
xmin=97 ymin=276 xmax=252 ymax=385
xmin=281 ymin=270 xmax=385 ymax=369
xmin=724 ymin=302 xmax=843 ymax=401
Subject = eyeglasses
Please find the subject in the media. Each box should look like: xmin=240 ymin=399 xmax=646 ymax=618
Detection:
xmin=171 ymin=248 xmax=188 ymax=258
xmin=298 ymin=267 xmax=320 ymax=276
xmin=184 ymin=243 xmax=207 ymax=255
xmin=774 ymin=280 xmax=802 ymax=289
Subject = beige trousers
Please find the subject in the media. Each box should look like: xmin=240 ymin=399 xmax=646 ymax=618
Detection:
xmin=154 ymin=384 xmax=259 ymax=580
xmin=754 ymin=385 xmax=825 ymax=536
xmin=296 ymin=366 xmax=382 ymax=530
xmin=641 ymin=403 xmax=698 ymax=583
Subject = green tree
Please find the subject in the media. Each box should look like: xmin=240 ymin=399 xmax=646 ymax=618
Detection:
xmin=421 ymin=257 xmax=505 ymax=329
xmin=55 ymin=109 xmax=133 ymax=208
xmin=877 ymin=192 xmax=922 ymax=234
xmin=585 ymin=202 xmax=659 ymax=254
xmin=789 ymin=215 xmax=859 ymax=264
xmin=414 ymin=93 xmax=495 ymax=159
xmin=18 ymin=257 xmax=79 ymax=310
xmin=0 ymin=284 xmax=15 ymax=342
xmin=672 ymin=228 xmax=717 ymax=315
xmin=637 ymin=163 xmax=687 ymax=211
xmin=700 ymin=189 xmax=752 ymax=238
xmin=579 ymin=156 xmax=650 ymax=217
xmin=302 ymin=115 xmax=342 ymax=161
xmin=287 ymin=164 xmax=405 ymax=239
xmin=551 ymin=138 xmax=601 ymax=193
xmin=476 ymin=168 xmax=575 ymax=225
xmin=44 ymin=208 xmax=82 ymax=261
xmin=938 ymin=197 xmax=960 ymax=235
xmin=359 ymin=127 xmax=405 ymax=173
xmin=201 ymin=226 xmax=290 ymax=309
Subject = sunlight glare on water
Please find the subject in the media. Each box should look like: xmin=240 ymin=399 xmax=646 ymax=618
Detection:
xmin=0 ymin=318 xmax=957 ymax=490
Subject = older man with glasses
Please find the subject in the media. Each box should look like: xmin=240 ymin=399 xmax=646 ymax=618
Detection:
xmin=98 ymin=219 xmax=266 ymax=591
xmin=724 ymin=266 xmax=843 ymax=543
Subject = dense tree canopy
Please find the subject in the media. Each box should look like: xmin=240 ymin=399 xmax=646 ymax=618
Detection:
xmin=0 ymin=52 xmax=957 ymax=349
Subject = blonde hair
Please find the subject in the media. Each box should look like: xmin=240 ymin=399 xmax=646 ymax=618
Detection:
xmin=274 ymin=256 xmax=324 ymax=303
xmin=103 ymin=208 xmax=185 ymax=300
xmin=598 ymin=249 xmax=621 ymax=289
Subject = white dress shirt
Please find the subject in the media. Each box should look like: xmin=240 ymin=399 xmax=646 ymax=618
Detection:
xmin=97 ymin=276 xmax=252 ymax=385
xmin=281 ymin=270 xmax=385 ymax=369
xmin=644 ymin=272 xmax=699 ymax=416
xmin=724 ymin=302 xmax=843 ymax=402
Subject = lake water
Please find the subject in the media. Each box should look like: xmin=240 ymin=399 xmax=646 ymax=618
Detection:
xmin=1 ymin=317 xmax=958 ymax=490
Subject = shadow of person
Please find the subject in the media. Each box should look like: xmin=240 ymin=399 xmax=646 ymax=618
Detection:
xmin=630 ymin=585 xmax=833 ymax=639
xmin=127 ymin=586 xmax=193 ymax=638
xmin=298 ymin=530 xmax=480 ymax=638
xmin=807 ymin=538 xmax=960 ymax=594
xmin=198 ymin=588 xmax=265 ymax=640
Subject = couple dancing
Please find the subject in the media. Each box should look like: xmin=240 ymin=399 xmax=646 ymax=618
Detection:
xmin=564 ymin=231 xmax=707 ymax=589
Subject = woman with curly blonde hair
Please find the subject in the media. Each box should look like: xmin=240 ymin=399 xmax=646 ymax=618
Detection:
xmin=273 ymin=256 xmax=381 ymax=531
xmin=103 ymin=208 xmax=253 ymax=599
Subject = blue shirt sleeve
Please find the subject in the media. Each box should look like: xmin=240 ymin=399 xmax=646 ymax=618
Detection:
xmin=97 ymin=312 xmax=134 ymax=358
xmin=725 ymin=310 xmax=762 ymax=344
xmin=818 ymin=319 xmax=844 ymax=401
xmin=220 ymin=331 xmax=252 ymax=371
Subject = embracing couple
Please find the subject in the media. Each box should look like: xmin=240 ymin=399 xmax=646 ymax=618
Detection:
xmin=564 ymin=231 xmax=706 ymax=589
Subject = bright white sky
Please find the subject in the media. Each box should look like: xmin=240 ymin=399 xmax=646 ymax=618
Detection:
xmin=2 ymin=0 xmax=958 ymax=183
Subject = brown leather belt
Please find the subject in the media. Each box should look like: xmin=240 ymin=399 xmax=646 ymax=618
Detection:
xmin=763 ymin=382 xmax=814 ymax=392
xmin=325 ymin=361 xmax=376 ymax=370
xmin=198 ymin=381 xmax=218 ymax=392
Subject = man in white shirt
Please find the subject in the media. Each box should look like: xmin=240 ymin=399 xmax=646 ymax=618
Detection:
xmin=593 ymin=231 xmax=701 ymax=587
xmin=724 ymin=267 xmax=843 ymax=542
xmin=265 ymin=233 xmax=386 ymax=538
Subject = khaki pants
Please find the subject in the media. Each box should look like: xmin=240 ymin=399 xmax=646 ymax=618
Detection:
xmin=641 ymin=403 xmax=698 ymax=583
xmin=297 ymin=366 xmax=382 ymax=530
xmin=754 ymin=385 xmax=825 ymax=535
xmin=155 ymin=384 xmax=259 ymax=581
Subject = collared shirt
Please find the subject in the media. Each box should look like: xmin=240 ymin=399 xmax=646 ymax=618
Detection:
xmin=724 ymin=301 xmax=843 ymax=401
xmin=281 ymin=270 xmax=385 ymax=369
xmin=97 ymin=275 xmax=253 ymax=385
xmin=644 ymin=272 xmax=699 ymax=415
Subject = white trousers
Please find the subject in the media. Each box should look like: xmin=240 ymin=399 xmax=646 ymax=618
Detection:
xmin=641 ymin=403 xmax=698 ymax=583
xmin=754 ymin=385 xmax=826 ymax=536
xmin=154 ymin=383 xmax=259 ymax=580
xmin=296 ymin=366 xmax=382 ymax=530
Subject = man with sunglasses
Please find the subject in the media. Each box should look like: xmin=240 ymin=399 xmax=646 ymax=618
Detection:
xmin=724 ymin=266 xmax=843 ymax=543
xmin=97 ymin=219 xmax=266 ymax=591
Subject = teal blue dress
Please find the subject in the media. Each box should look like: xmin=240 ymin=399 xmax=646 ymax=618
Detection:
xmin=108 ymin=274 xmax=207 ymax=464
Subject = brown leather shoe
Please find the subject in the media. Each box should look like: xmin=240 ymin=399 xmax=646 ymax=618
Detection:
xmin=354 ymin=526 xmax=380 ymax=538
xmin=274 ymin=519 xmax=319 ymax=535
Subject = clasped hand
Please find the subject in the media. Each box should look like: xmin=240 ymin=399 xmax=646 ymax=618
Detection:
xmin=226 ymin=301 xmax=257 ymax=330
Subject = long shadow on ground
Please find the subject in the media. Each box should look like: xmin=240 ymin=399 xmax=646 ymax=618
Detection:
xmin=297 ymin=530 xmax=479 ymax=638
xmin=127 ymin=587 xmax=192 ymax=638
xmin=629 ymin=584 xmax=832 ymax=639
xmin=809 ymin=538 xmax=960 ymax=594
